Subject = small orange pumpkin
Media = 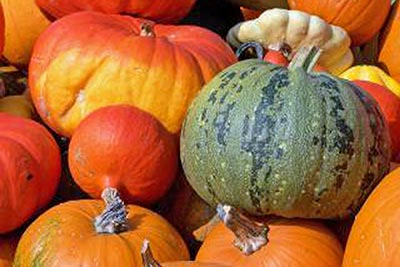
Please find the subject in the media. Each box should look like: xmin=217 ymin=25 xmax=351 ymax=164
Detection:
xmin=29 ymin=11 xmax=237 ymax=137
xmin=196 ymin=205 xmax=343 ymax=267
xmin=68 ymin=105 xmax=178 ymax=205
xmin=13 ymin=188 xmax=189 ymax=266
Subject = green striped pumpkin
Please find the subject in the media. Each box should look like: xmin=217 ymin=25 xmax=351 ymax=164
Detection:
xmin=180 ymin=47 xmax=391 ymax=219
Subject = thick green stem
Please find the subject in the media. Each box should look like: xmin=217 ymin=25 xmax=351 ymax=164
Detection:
xmin=94 ymin=188 xmax=129 ymax=234
xmin=141 ymin=240 xmax=161 ymax=267
xmin=288 ymin=46 xmax=322 ymax=72
xmin=217 ymin=204 xmax=269 ymax=255
xmin=236 ymin=42 xmax=265 ymax=60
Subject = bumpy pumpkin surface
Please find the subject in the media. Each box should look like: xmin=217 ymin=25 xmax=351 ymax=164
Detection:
xmin=29 ymin=11 xmax=236 ymax=137
xmin=35 ymin=0 xmax=196 ymax=24
xmin=13 ymin=189 xmax=189 ymax=267
xmin=181 ymin=50 xmax=391 ymax=219
xmin=0 ymin=113 xmax=61 ymax=233
xmin=227 ymin=9 xmax=353 ymax=75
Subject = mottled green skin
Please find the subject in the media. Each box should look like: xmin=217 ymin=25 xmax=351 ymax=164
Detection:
xmin=180 ymin=59 xmax=391 ymax=219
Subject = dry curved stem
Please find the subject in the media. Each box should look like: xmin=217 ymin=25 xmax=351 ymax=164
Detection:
xmin=235 ymin=42 xmax=265 ymax=60
xmin=141 ymin=240 xmax=162 ymax=267
xmin=94 ymin=187 xmax=129 ymax=234
xmin=193 ymin=213 xmax=221 ymax=242
xmin=217 ymin=204 xmax=269 ymax=255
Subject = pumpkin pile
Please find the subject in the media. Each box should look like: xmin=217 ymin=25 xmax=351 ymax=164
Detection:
xmin=2 ymin=0 xmax=400 ymax=266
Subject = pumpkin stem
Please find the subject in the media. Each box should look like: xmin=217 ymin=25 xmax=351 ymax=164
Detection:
xmin=140 ymin=22 xmax=155 ymax=37
xmin=141 ymin=240 xmax=162 ymax=267
xmin=236 ymin=42 xmax=264 ymax=60
xmin=94 ymin=187 xmax=129 ymax=234
xmin=288 ymin=46 xmax=321 ymax=72
xmin=193 ymin=213 xmax=221 ymax=242
xmin=217 ymin=204 xmax=269 ymax=255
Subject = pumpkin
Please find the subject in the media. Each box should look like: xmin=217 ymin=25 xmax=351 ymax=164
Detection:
xmin=35 ymin=0 xmax=196 ymax=24
xmin=223 ymin=0 xmax=288 ymax=10
xmin=0 ymin=234 xmax=18 ymax=267
xmin=342 ymin=167 xmax=400 ymax=267
xmin=29 ymin=11 xmax=236 ymax=137
xmin=141 ymin=240 xmax=229 ymax=267
xmin=339 ymin=65 xmax=400 ymax=98
xmin=240 ymin=7 xmax=262 ymax=21
xmin=0 ymin=113 xmax=61 ymax=233
xmin=0 ymin=95 xmax=34 ymax=118
xmin=160 ymin=173 xmax=215 ymax=256
xmin=379 ymin=1 xmax=400 ymax=83
xmin=1 ymin=0 xmax=50 ymax=66
xmin=68 ymin=105 xmax=178 ymax=205
xmin=0 ymin=4 xmax=4 ymax=55
xmin=287 ymin=0 xmax=391 ymax=46
xmin=13 ymin=188 xmax=189 ymax=267
xmin=226 ymin=8 xmax=353 ymax=75
xmin=180 ymin=46 xmax=391 ymax=219
xmin=195 ymin=204 xmax=343 ymax=267
xmin=352 ymin=80 xmax=400 ymax=161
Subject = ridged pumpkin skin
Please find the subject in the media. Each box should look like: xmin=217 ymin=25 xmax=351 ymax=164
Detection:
xmin=224 ymin=0 xmax=288 ymax=10
xmin=0 ymin=235 xmax=18 ymax=267
xmin=342 ymin=167 xmax=400 ymax=267
xmin=0 ymin=113 xmax=61 ymax=233
xmin=35 ymin=0 xmax=196 ymax=24
xmin=1 ymin=0 xmax=50 ymax=66
xmin=352 ymin=80 xmax=400 ymax=162
xmin=68 ymin=105 xmax=178 ymax=205
xmin=287 ymin=0 xmax=391 ymax=45
xmin=340 ymin=65 xmax=400 ymax=98
xmin=181 ymin=59 xmax=391 ymax=219
xmin=196 ymin=218 xmax=343 ymax=267
xmin=379 ymin=2 xmax=400 ymax=83
xmin=29 ymin=11 xmax=236 ymax=137
xmin=13 ymin=200 xmax=189 ymax=267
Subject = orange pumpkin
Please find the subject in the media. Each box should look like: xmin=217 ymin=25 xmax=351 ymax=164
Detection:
xmin=35 ymin=0 xmax=196 ymax=24
xmin=287 ymin=0 xmax=391 ymax=45
xmin=352 ymin=80 xmax=400 ymax=161
xmin=141 ymin=240 xmax=229 ymax=267
xmin=0 ymin=3 xmax=4 ymax=55
xmin=0 ymin=113 xmax=61 ymax=234
xmin=68 ymin=105 xmax=178 ymax=205
xmin=29 ymin=11 xmax=236 ymax=137
xmin=13 ymin=188 xmax=189 ymax=266
xmin=379 ymin=1 xmax=400 ymax=83
xmin=1 ymin=0 xmax=50 ymax=66
xmin=342 ymin=167 xmax=400 ymax=267
xmin=196 ymin=205 xmax=343 ymax=267
xmin=0 ymin=234 xmax=18 ymax=267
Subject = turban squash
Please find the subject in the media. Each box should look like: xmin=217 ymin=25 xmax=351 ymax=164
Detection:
xmin=29 ymin=11 xmax=236 ymax=137
xmin=181 ymin=47 xmax=391 ymax=219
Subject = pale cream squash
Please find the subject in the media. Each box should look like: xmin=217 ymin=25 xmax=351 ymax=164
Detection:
xmin=227 ymin=8 xmax=353 ymax=74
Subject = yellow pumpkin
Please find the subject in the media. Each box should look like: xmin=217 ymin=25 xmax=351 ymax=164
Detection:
xmin=340 ymin=65 xmax=400 ymax=98
xmin=1 ymin=0 xmax=50 ymax=66
xmin=0 ymin=94 xmax=34 ymax=118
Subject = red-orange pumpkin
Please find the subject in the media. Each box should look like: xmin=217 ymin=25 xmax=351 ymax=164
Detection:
xmin=68 ymin=105 xmax=178 ymax=205
xmin=352 ymin=80 xmax=400 ymax=161
xmin=287 ymin=0 xmax=391 ymax=45
xmin=35 ymin=0 xmax=196 ymax=24
xmin=0 ymin=4 xmax=4 ymax=55
xmin=342 ymin=167 xmax=400 ymax=267
xmin=29 ymin=11 xmax=236 ymax=137
xmin=196 ymin=205 xmax=343 ymax=267
xmin=0 ymin=113 xmax=61 ymax=233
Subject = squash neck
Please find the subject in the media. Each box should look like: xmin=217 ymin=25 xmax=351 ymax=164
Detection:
xmin=288 ymin=46 xmax=321 ymax=72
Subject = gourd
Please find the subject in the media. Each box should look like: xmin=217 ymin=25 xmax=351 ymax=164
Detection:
xmin=180 ymin=46 xmax=391 ymax=219
xmin=29 ymin=11 xmax=237 ymax=137
xmin=0 ymin=94 xmax=34 ymax=118
xmin=226 ymin=8 xmax=353 ymax=75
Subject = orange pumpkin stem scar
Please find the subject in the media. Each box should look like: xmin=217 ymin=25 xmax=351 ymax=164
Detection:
xmin=140 ymin=22 xmax=155 ymax=37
